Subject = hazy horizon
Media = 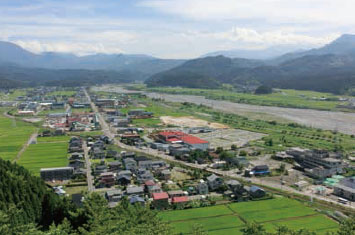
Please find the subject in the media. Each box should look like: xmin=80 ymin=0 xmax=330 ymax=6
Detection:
xmin=2 ymin=0 xmax=355 ymax=59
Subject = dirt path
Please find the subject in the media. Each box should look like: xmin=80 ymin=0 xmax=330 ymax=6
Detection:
xmin=13 ymin=129 xmax=38 ymax=163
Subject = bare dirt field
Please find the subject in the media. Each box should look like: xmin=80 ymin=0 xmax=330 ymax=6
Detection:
xmin=160 ymin=116 xmax=228 ymax=129
xmin=147 ymin=93 xmax=355 ymax=135
xmin=195 ymin=129 xmax=267 ymax=148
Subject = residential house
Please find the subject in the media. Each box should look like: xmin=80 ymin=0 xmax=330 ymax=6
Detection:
xmin=99 ymin=172 xmax=115 ymax=187
xmin=207 ymin=174 xmax=224 ymax=191
xmin=168 ymin=190 xmax=185 ymax=198
xmin=123 ymin=158 xmax=137 ymax=171
xmin=246 ymin=186 xmax=266 ymax=198
xmin=129 ymin=195 xmax=145 ymax=206
xmin=152 ymin=192 xmax=169 ymax=210
xmin=197 ymin=180 xmax=209 ymax=195
xmin=126 ymin=186 xmax=145 ymax=196
xmin=106 ymin=189 xmax=123 ymax=202
xmin=160 ymin=169 xmax=171 ymax=180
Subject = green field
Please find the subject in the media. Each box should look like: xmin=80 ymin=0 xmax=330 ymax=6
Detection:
xmin=143 ymin=87 xmax=351 ymax=112
xmin=18 ymin=136 xmax=70 ymax=175
xmin=159 ymin=197 xmax=339 ymax=234
xmin=0 ymin=109 xmax=36 ymax=161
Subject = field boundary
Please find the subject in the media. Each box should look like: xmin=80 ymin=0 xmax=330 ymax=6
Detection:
xmin=13 ymin=129 xmax=38 ymax=163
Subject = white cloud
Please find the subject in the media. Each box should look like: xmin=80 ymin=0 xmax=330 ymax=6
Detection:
xmin=139 ymin=0 xmax=355 ymax=25
xmin=212 ymin=27 xmax=340 ymax=46
xmin=14 ymin=40 xmax=125 ymax=55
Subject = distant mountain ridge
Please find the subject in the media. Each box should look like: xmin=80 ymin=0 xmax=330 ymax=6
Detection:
xmin=146 ymin=34 xmax=355 ymax=94
xmin=0 ymin=41 xmax=185 ymax=79
xmin=202 ymin=45 xmax=307 ymax=60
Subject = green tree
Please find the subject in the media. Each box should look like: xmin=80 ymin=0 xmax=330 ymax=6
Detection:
xmin=241 ymin=222 xmax=266 ymax=235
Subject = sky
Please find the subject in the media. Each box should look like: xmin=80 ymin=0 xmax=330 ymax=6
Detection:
xmin=1 ymin=0 xmax=354 ymax=59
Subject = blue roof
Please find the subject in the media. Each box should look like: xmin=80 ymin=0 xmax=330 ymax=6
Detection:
xmin=130 ymin=196 xmax=145 ymax=204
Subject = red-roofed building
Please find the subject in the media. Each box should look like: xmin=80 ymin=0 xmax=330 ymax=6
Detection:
xmin=157 ymin=131 xmax=209 ymax=150
xmin=171 ymin=196 xmax=189 ymax=204
xmin=152 ymin=192 xmax=169 ymax=210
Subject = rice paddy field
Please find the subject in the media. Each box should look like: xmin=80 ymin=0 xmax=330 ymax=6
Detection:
xmin=0 ymin=109 xmax=36 ymax=161
xmin=18 ymin=135 xmax=70 ymax=175
xmin=159 ymin=197 xmax=339 ymax=234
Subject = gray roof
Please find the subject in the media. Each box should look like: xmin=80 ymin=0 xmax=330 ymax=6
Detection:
xmin=126 ymin=186 xmax=144 ymax=194
xmin=207 ymin=174 xmax=219 ymax=182
xmin=106 ymin=189 xmax=123 ymax=197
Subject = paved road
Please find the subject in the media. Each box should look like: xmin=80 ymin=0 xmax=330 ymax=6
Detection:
xmin=85 ymin=88 xmax=354 ymax=210
xmin=83 ymin=141 xmax=94 ymax=192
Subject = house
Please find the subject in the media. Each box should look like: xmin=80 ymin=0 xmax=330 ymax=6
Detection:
xmin=69 ymin=152 xmax=83 ymax=160
xmin=117 ymin=175 xmax=131 ymax=186
xmin=137 ymin=170 xmax=154 ymax=183
xmin=108 ymin=161 xmax=122 ymax=171
xmin=106 ymin=189 xmax=123 ymax=202
xmin=123 ymin=158 xmax=137 ymax=171
xmin=197 ymin=180 xmax=209 ymax=195
xmin=167 ymin=190 xmax=185 ymax=198
xmin=251 ymin=165 xmax=270 ymax=176
xmin=126 ymin=186 xmax=145 ymax=196
xmin=129 ymin=195 xmax=145 ymax=206
xmin=148 ymin=185 xmax=162 ymax=195
xmin=68 ymin=159 xmax=85 ymax=169
xmin=246 ymin=186 xmax=266 ymax=198
xmin=207 ymin=174 xmax=224 ymax=191
xmin=118 ymin=170 xmax=132 ymax=177
xmin=92 ymin=148 xmax=105 ymax=159
xmin=160 ymin=169 xmax=171 ymax=180
xmin=99 ymin=172 xmax=115 ymax=187
xmin=152 ymin=192 xmax=169 ymax=210
xmin=40 ymin=167 xmax=74 ymax=181
xmin=226 ymin=180 xmax=243 ymax=193
xmin=333 ymin=177 xmax=355 ymax=201
xmin=171 ymin=196 xmax=189 ymax=205
xmin=138 ymin=160 xmax=153 ymax=169
xmin=95 ymin=165 xmax=107 ymax=175
xmin=226 ymin=157 xmax=250 ymax=167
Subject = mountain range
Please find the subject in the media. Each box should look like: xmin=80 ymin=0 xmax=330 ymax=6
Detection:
xmin=1 ymin=34 xmax=355 ymax=93
xmin=146 ymin=34 xmax=355 ymax=94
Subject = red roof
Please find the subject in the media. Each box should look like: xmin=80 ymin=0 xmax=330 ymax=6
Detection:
xmin=172 ymin=196 xmax=189 ymax=203
xmin=145 ymin=180 xmax=155 ymax=186
xmin=152 ymin=192 xmax=169 ymax=200
xmin=181 ymin=135 xmax=209 ymax=144
xmin=158 ymin=131 xmax=208 ymax=145
xmin=167 ymin=137 xmax=182 ymax=143
xmin=158 ymin=131 xmax=184 ymax=137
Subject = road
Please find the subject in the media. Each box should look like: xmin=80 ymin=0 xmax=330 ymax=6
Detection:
xmin=83 ymin=141 xmax=94 ymax=192
xmin=84 ymin=88 xmax=355 ymax=210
